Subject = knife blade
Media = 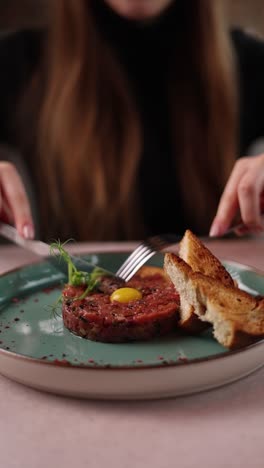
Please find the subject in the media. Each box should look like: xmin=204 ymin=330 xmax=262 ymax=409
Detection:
xmin=0 ymin=222 xmax=115 ymax=278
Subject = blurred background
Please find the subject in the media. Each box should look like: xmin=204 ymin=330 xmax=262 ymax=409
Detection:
xmin=0 ymin=0 xmax=263 ymax=36
xmin=0 ymin=0 xmax=263 ymax=240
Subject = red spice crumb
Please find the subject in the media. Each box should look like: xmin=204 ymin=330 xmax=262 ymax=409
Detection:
xmin=42 ymin=286 xmax=60 ymax=294
xmin=88 ymin=359 xmax=94 ymax=363
xmin=34 ymin=298 xmax=39 ymax=303
xmin=158 ymin=356 xmax=164 ymax=360
xmin=12 ymin=298 xmax=20 ymax=303
xmin=53 ymin=359 xmax=72 ymax=366
xmin=5 ymin=326 xmax=10 ymax=329
xmin=136 ymin=360 xmax=143 ymax=363
xmin=178 ymin=356 xmax=188 ymax=363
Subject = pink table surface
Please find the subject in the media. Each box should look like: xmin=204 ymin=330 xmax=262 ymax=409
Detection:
xmin=0 ymin=239 xmax=263 ymax=468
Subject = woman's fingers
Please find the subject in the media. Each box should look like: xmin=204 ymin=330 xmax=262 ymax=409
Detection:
xmin=260 ymin=192 xmax=264 ymax=212
xmin=210 ymin=155 xmax=264 ymax=236
xmin=237 ymin=172 xmax=263 ymax=228
xmin=210 ymin=158 xmax=247 ymax=236
xmin=0 ymin=162 xmax=34 ymax=239
xmin=0 ymin=190 xmax=13 ymax=224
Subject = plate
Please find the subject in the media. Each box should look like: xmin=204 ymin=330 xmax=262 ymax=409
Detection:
xmin=0 ymin=252 xmax=263 ymax=400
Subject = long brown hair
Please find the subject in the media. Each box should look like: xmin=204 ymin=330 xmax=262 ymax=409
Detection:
xmin=37 ymin=0 xmax=236 ymax=241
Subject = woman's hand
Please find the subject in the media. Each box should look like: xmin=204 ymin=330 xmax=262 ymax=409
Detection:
xmin=210 ymin=154 xmax=264 ymax=236
xmin=0 ymin=161 xmax=34 ymax=239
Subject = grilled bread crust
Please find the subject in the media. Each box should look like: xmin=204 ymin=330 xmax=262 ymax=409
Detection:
xmin=164 ymin=251 xmax=264 ymax=349
xmin=179 ymin=230 xmax=234 ymax=287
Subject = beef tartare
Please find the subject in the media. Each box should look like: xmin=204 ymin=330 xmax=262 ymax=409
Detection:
xmin=62 ymin=267 xmax=180 ymax=342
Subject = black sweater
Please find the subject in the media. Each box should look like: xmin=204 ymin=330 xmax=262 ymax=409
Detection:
xmin=1 ymin=2 xmax=264 ymax=239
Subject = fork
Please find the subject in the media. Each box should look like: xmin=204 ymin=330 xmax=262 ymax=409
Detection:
xmin=116 ymin=233 xmax=181 ymax=281
xmin=116 ymin=217 xmax=264 ymax=282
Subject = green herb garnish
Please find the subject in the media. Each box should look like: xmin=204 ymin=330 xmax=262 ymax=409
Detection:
xmin=46 ymin=294 xmax=63 ymax=321
xmin=49 ymin=240 xmax=105 ymax=311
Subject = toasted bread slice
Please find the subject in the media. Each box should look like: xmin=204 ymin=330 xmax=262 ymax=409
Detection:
xmin=164 ymin=252 xmax=264 ymax=349
xmin=194 ymin=273 xmax=264 ymax=348
xmin=174 ymin=229 xmax=235 ymax=332
xmin=163 ymin=253 xmax=208 ymax=333
xmin=179 ymin=230 xmax=234 ymax=287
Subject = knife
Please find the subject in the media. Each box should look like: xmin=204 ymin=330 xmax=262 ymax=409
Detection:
xmin=0 ymin=222 xmax=114 ymax=278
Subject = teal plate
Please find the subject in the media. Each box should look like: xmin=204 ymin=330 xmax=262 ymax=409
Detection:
xmin=0 ymin=253 xmax=263 ymax=399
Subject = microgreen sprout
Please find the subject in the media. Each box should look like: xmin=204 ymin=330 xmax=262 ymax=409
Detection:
xmin=49 ymin=240 xmax=105 ymax=314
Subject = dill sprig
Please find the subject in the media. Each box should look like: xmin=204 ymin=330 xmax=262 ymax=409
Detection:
xmin=45 ymin=295 xmax=63 ymax=320
xmin=49 ymin=240 xmax=105 ymax=315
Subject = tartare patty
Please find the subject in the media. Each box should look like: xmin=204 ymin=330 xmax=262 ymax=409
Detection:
xmin=62 ymin=268 xmax=180 ymax=342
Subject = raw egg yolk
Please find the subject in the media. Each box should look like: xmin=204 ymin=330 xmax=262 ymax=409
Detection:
xmin=110 ymin=287 xmax=142 ymax=303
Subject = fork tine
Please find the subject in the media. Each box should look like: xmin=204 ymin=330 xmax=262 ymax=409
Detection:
xmin=121 ymin=251 xmax=156 ymax=282
xmin=116 ymin=244 xmax=151 ymax=277
xmin=117 ymin=246 xmax=153 ymax=279
xmin=116 ymin=233 xmax=181 ymax=282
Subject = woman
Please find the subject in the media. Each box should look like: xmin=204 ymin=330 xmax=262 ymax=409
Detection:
xmin=0 ymin=0 xmax=263 ymax=241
